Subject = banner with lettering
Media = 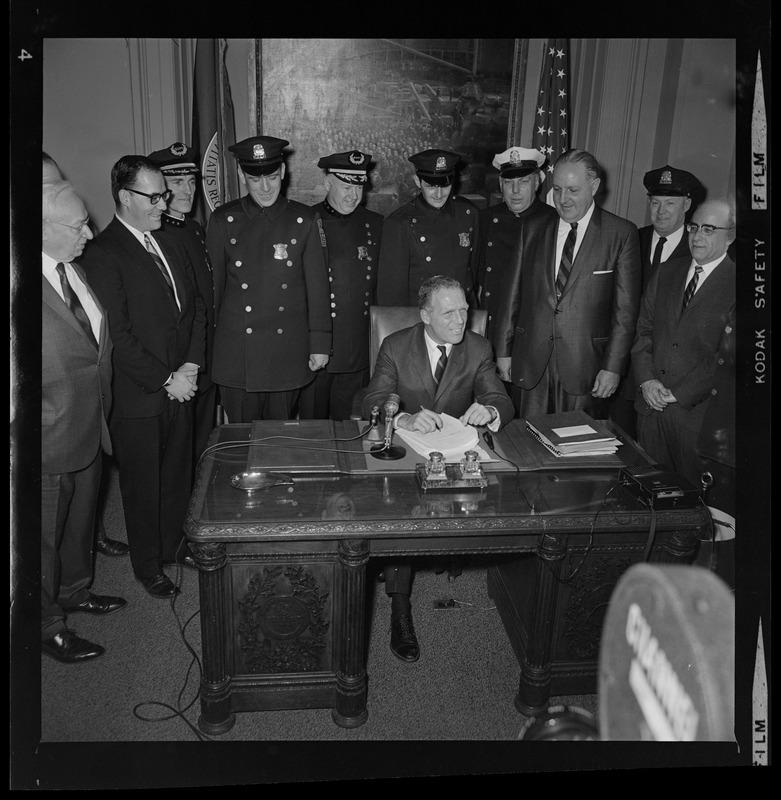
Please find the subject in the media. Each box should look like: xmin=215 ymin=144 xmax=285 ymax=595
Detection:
xmin=191 ymin=38 xmax=240 ymax=224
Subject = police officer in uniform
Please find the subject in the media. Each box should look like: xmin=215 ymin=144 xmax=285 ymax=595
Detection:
xmin=148 ymin=142 xmax=217 ymax=466
xmin=610 ymin=164 xmax=703 ymax=438
xmin=206 ymin=136 xmax=332 ymax=422
xmin=478 ymin=146 xmax=557 ymax=357
xmin=377 ymin=149 xmax=479 ymax=307
xmin=639 ymin=165 xmax=703 ymax=289
xmin=298 ymin=150 xmax=383 ymax=421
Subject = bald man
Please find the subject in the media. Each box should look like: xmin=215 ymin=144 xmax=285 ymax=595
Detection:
xmin=632 ymin=198 xmax=736 ymax=488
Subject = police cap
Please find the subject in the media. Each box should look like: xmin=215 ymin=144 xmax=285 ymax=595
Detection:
xmin=229 ymin=135 xmax=289 ymax=176
xmin=409 ymin=149 xmax=461 ymax=186
xmin=317 ymin=150 xmax=372 ymax=185
xmin=643 ymin=165 xmax=702 ymax=197
xmin=492 ymin=146 xmax=546 ymax=178
xmin=147 ymin=142 xmax=199 ymax=175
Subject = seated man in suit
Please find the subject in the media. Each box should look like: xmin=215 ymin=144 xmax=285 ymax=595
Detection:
xmin=361 ymin=275 xmax=514 ymax=662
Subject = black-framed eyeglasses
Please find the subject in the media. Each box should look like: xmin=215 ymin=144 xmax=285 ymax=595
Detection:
xmin=45 ymin=218 xmax=91 ymax=233
xmin=124 ymin=187 xmax=173 ymax=205
xmin=686 ymin=223 xmax=734 ymax=236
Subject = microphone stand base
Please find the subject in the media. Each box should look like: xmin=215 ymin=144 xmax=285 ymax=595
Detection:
xmin=370 ymin=444 xmax=407 ymax=460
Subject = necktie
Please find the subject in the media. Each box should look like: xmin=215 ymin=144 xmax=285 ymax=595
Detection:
xmin=144 ymin=234 xmax=177 ymax=308
xmin=682 ymin=265 xmax=703 ymax=310
xmin=55 ymin=262 xmax=98 ymax=348
xmin=650 ymin=236 xmax=667 ymax=274
xmin=434 ymin=345 xmax=448 ymax=387
xmin=555 ymin=222 xmax=578 ymax=298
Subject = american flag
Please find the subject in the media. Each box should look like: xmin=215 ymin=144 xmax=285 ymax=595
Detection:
xmin=532 ymin=39 xmax=571 ymax=205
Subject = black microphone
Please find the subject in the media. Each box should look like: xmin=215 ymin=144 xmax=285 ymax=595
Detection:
xmin=370 ymin=393 xmax=406 ymax=460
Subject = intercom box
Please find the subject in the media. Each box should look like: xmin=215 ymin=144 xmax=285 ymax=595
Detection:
xmin=619 ymin=465 xmax=700 ymax=509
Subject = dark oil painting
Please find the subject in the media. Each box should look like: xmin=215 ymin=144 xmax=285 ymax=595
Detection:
xmin=256 ymin=39 xmax=520 ymax=215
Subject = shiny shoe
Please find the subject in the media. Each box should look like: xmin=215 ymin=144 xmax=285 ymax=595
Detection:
xmin=138 ymin=573 xmax=180 ymax=599
xmin=64 ymin=593 xmax=127 ymax=615
xmin=41 ymin=630 xmax=105 ymax=663
xmin=390 ymin=612 xmax=420 ymax=663
xmin=96 ymin=537 xmax=130 ymax=557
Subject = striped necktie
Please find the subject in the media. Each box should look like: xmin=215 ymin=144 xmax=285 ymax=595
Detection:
xmin=555 ymin=222 xmax=578 ymax=298
xmin=144 ymin=234 xmax=178 ymax=309
xmin=56 ymin=262 xmax=98 ymax=348
xmin=682 ymin=265 xmax=703 ymax=310
xmin=434 ymin=345 xmax=448 ymax=386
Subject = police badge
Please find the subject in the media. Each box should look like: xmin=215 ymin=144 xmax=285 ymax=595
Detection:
xmin=273 ymin=243 xmax=288 ymax=260
xmin=357 ymin=246 xmax=369 ymax=261
xmin=459 ymin=233 xmax=471 ymax=247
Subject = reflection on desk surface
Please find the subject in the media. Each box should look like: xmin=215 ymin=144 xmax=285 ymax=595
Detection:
xmin=194 ymin=440 xmax=632 ymax=525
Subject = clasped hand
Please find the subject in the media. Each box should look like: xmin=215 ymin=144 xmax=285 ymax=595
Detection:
xmin=640 ymin=379 xmax=678 ymax=412
xmin=166 ymin=362 xmax=199 ymax=402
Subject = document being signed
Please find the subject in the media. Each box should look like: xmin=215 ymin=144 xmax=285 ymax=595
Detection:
xmin=395 ymin=412 xmax=485 ymax=461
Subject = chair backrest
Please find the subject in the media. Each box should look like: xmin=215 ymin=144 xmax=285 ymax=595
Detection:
xmin=368 ymin=306 xmax=487 ymax=376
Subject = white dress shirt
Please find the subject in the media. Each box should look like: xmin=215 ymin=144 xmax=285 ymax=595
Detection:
xmin=42 ymin=252 xmax=103 ymax=342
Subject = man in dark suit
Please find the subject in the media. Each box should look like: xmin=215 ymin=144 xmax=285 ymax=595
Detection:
xmin=377 ymin=149 xmax=479 ymax=307
xmin=632 ymin=198 xmax=736 ymax=492
xmin=493 ymin=148 xmax=641 ymax=420
xmin=206 ymin=136 xmax=332 ymax=422
xmin=298 ymin=149 xmax=383 ymax=421
xmin=610 ymin=164 xmax=703 ymax=438
xmin=478 ymin=146 xmax=558 ymax=366
xmin=147 ymin=142 xmax=217 ymax=470
xmin=80 ymin=156 xmax=207 ymax=599
xmin=42 ymin=179 xmax=126 ymax=662
xmin=362 ymin=276 xmax=514 ymax=662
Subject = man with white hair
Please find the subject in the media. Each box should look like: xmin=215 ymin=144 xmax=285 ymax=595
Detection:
xmin=42 ymin=179 xmax=126 ymax=662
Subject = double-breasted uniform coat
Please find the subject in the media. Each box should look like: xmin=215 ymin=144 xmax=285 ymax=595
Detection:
xmin=206 ymin=194 xmax=332 ymax=393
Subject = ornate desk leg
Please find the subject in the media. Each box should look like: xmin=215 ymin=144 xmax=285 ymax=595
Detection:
xmin=331 ymin=538 xmax=370 ymax=728
xmin=515 ymin=531 xmax=568 ymax=717
xmin=191 ymin=542 xmax=236 ymax=735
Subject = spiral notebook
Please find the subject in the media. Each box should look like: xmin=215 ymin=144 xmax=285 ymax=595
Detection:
xmin=525 ymin=410 xmax=621 ymax=457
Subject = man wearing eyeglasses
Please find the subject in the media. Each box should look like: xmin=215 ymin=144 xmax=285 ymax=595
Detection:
xmin=42 ymin=178 xmax=126 ymax=662
xmin=80 ymin=155 xmax=207 ymax=600
xmin=632 ymin=198 xmax=736 ymax=489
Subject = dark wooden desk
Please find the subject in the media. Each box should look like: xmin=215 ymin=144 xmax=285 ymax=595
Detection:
xmin=185 ymin=420 xmax=708 ymax=734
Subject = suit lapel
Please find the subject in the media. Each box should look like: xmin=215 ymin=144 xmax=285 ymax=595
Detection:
xmin=682 ymin=256 xmax=732 ymax=314
xmin=412 ymin=326 xmax=437 ymax=402
xmin=560 ymin=205 xmax=600 ymax=299
xmin=435 ymin=338 xmax=464 ymax=402
xmin=42 ymin=272 xmax=101 ymax=349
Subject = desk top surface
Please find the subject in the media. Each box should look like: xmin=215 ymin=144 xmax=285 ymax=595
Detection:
xmin=185 ymin=421 xmax=708 ymax=542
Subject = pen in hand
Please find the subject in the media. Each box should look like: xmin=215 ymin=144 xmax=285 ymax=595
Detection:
xmin=420 ymin=405 xmax=443 ymax=430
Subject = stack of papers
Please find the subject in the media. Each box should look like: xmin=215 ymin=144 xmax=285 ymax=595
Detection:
xmin=396 ymin=412 xmax=481 ymax=461
xmin=525 ymin=410 xmax=621 ymax=458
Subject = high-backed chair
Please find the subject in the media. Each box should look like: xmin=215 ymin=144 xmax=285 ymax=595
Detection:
xmin=368 ymin=305 xmax=488 ymax=378
xmin=350 ymin=306 xmax=488 ymax=418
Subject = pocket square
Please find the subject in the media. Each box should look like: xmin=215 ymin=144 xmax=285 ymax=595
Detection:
xmin=592 ymin=269 xmax=614 ymax=274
